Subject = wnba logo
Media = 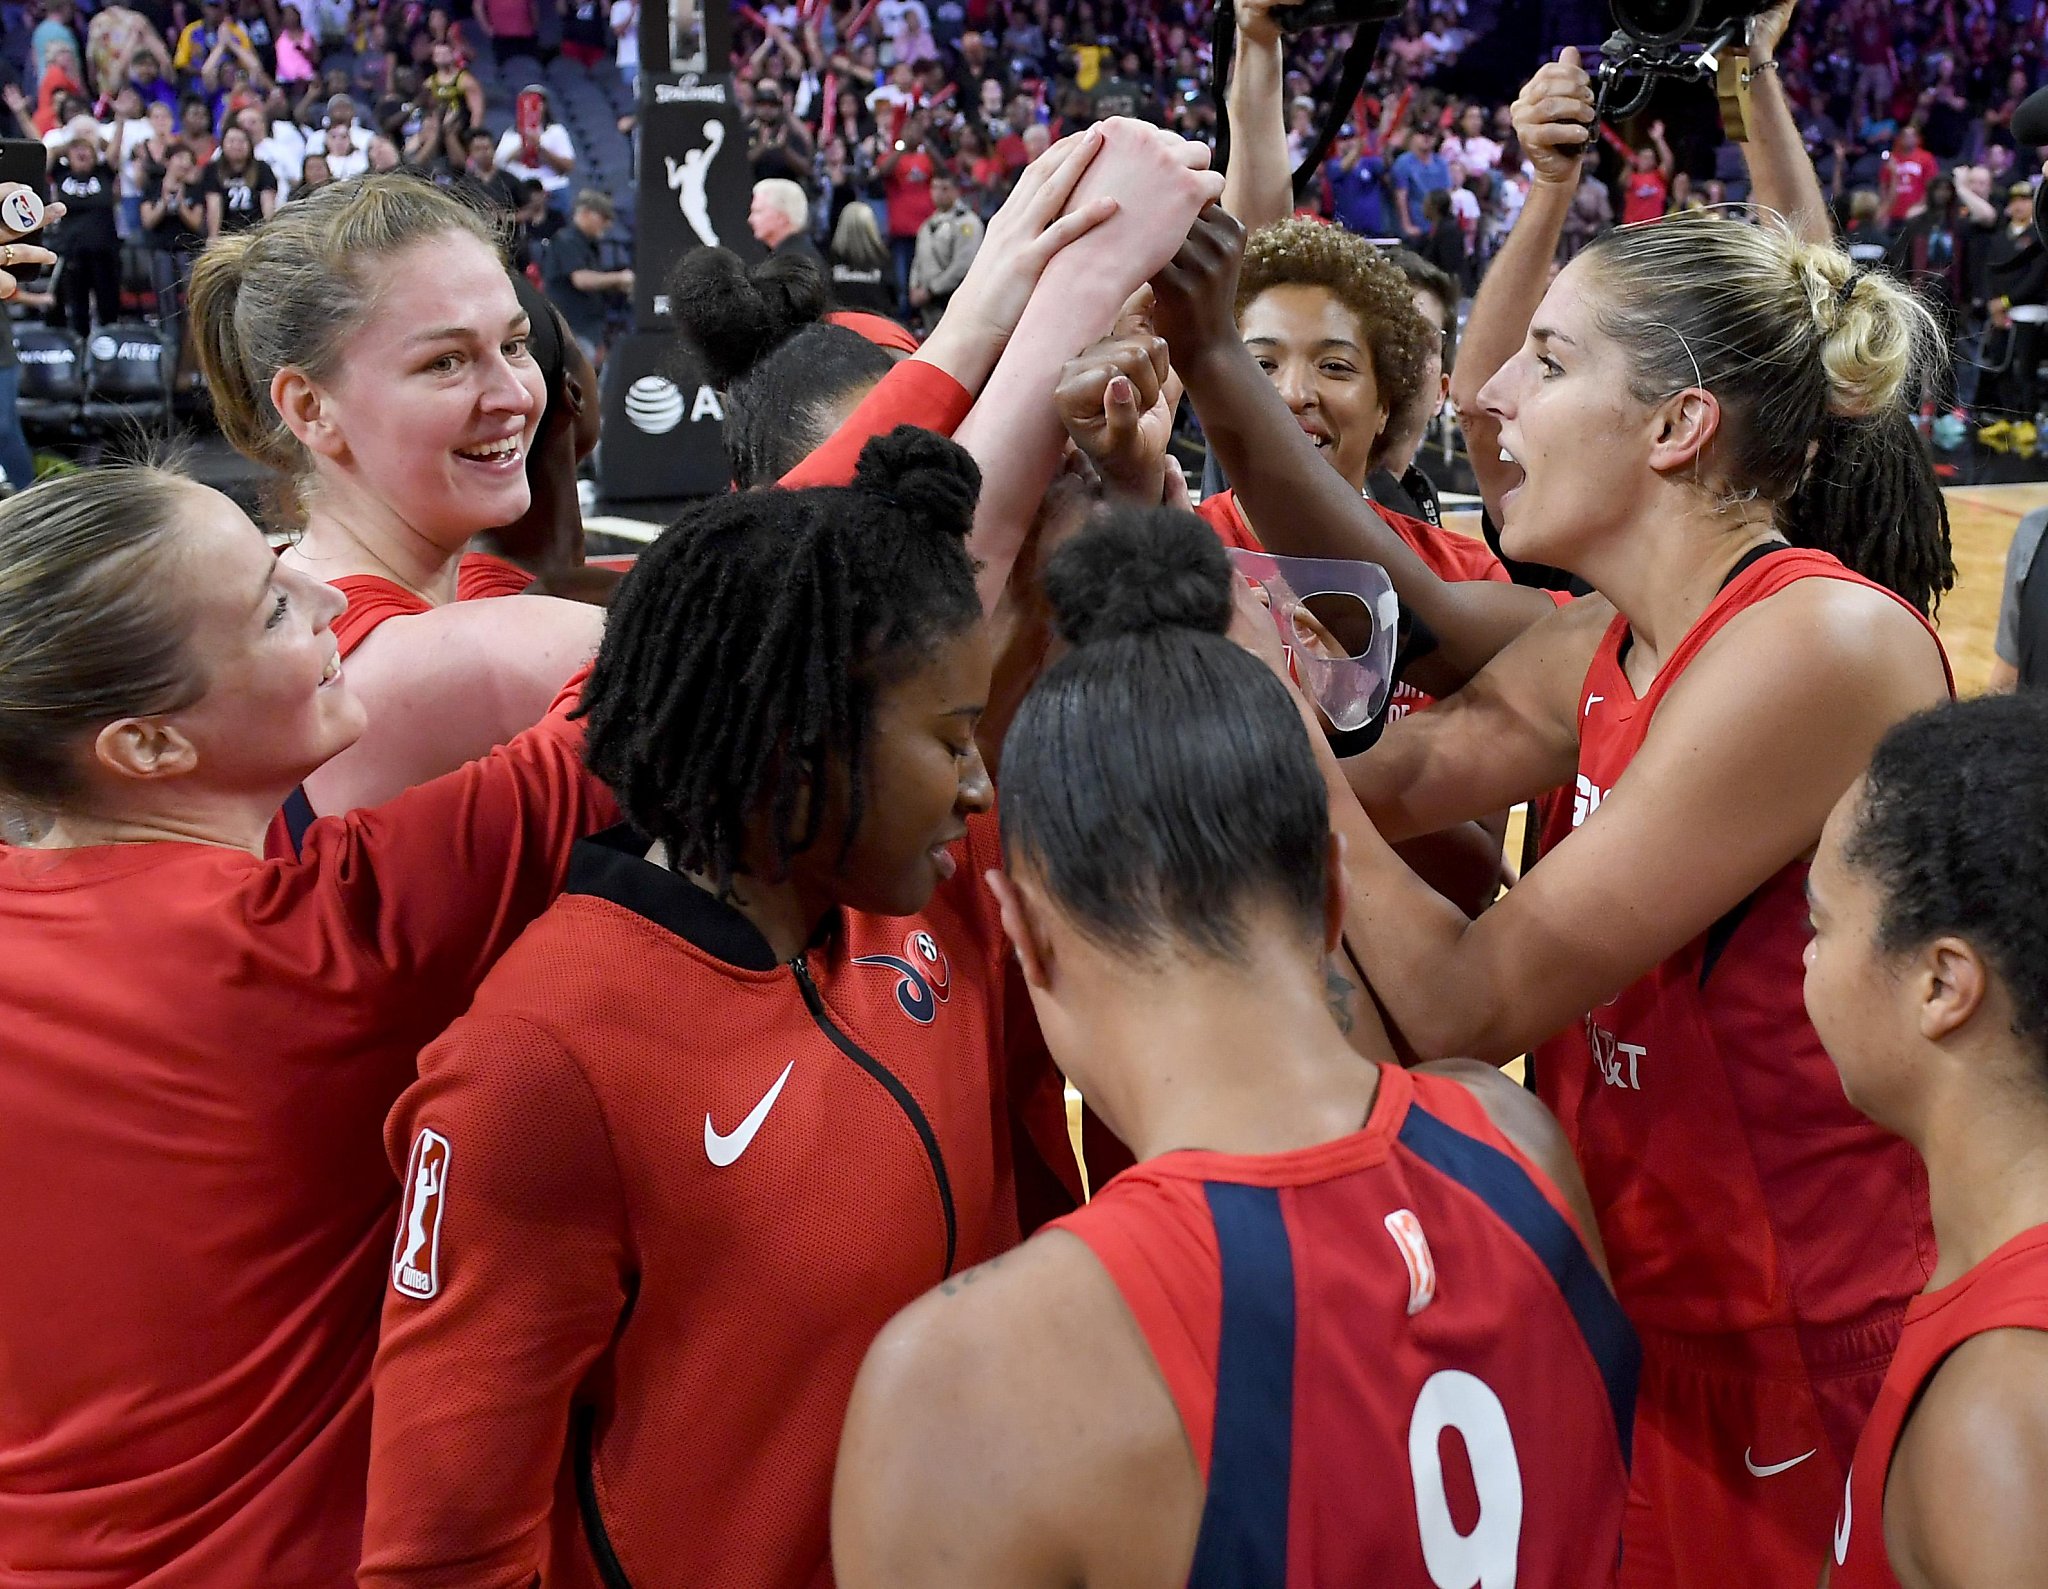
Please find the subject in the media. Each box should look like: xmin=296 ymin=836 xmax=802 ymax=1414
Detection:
xmin=391 ymin=1129 xmax=451 ymax=1300
xmin=625 ymin=376 xmax=685 ymax=434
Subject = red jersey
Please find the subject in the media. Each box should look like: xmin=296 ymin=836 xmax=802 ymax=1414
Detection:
xmin=1831 ymin=1225 xmax=2048 ymax=1588
xmin=1622 ymin=169 xmax=1668 ymax=226
xmin=0 ymin=674 xmax=615 ymax=1588
xmin=1057 ymin=1065 xmax=1635 ymax=1588
xmin=1195 ymin=488 xmax=1510 ymax=721
xmin=361 ymin=813 xmax=1079 ymax=1589
xmin=1886 ymin=148 xmax=1937 ymax=215
xmin=1534 ymin=550 xmax=1945 ymax=1352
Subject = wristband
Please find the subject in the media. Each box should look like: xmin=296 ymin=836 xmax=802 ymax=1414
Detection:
xmin=1739 ymin=58 xmax=1781 ymax=89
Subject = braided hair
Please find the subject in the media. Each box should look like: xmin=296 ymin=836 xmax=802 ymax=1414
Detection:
xmin=1784 ymin=409 xmax=1955 ymax=618
xmin=578 ymin=427 xmax=982 ymax=896
xmin=667 ymin=246 xmax=894 ymax=488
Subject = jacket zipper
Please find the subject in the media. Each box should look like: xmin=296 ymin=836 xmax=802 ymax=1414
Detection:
xmin=573 ymin=1403 xmax=634 ymax=1589
xmin=791 ymin=956 xmax=958 ymax=1277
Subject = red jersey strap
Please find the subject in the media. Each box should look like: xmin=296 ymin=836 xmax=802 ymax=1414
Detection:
xmin=330 ymin=575 xmax=431 ymax=659
xmin=776 ymin=359 xmax=973 ymax=489
xmin=454 ymin=552 xmax=537 ymax=602
xmin=1589 ymin=548 xmax=1956 ymax=719
xmin=1835 ymin=1224 xmax=2048 ymax=1588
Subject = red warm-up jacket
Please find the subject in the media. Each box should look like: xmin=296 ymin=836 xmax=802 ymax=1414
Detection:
xmin=360 ymin=812 xmax=1080 ymax=1589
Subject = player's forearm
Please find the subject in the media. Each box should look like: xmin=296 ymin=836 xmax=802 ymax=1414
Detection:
xmin=1221 ymin=32 xmax=1290 ymax=232
xmin=1739 ymin=64 xmax=1830 ymax=246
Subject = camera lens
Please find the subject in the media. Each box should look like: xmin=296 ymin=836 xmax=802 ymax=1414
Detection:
xmin=1610 ymin=0 xmax=1703 ymax=46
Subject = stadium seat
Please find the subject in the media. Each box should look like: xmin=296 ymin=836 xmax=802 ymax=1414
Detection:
xmin=82 ymin=321 xmax=173 ymax=432
xmin=16 ymin=324 xmax=84 ymax=433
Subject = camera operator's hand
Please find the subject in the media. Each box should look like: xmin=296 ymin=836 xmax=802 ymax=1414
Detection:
xmin=1149 ymin=202 xmax=1246 ymax=375
xmin=1746 ymin=0 xmax=1797 ymax=65
xmin=1055 ymin=329 xmax=1172 ymax=501
xmin=1233 ymin=0 xmax=1303 ymax=49
xmin=1511 ymin=46 xmax=1594 ymax=189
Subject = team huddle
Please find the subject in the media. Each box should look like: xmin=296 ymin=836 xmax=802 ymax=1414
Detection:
xmin=3 ymin=31 xmax=2048 ymax=1589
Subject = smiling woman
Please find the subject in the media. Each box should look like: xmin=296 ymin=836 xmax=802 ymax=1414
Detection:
xmin=189 ymin=174 xmax=608 ymax=832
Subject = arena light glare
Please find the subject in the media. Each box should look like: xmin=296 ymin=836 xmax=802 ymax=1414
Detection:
xmin=1227 ymin=549 xmax=1399 ymax=731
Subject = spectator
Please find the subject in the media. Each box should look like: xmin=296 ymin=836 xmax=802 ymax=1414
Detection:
xmin=422 ymin=41 xmax=483 ymax=152
xmin=472 ymin=0 xmax=540 ymax=71
xmin=0 ymin=309 xmax=37 ymax=495
xmin=315 ymin=112 xmax=368 ymax=179
xmin=29 ymin=41 xmax=84 ymax=132
xmin=1323 ymin=124 xmax=1391 ymax=237
xmin=294 ymin=148 xmax=334 ymax=193
xmin=749 ymin=176 xmax=819 ymax=262
xmin=543 ymin=187 xmax=631 ymax=362
xmin=86 ymin=4 xmax=172 ymax=98
xmin=1615 ymin=120 xmax=1673 ymax=226
xmin=1391 ymin=125 xmax=1450 ymax=244
xmin=31 ymin=0 xmax=80 ymax=88
xmin=1989 ymin=507 xmax=2048 ymax=691
xmin=906 ymin=167 xmax=980 ymax=327
xmin=366 ymin=131 xmax=403 ymax=172
xmin=827 ymin=201 xmax=895 ymax=314
xmin=495 ymin=85 xmax=576 ymax=209
xmin=611 ymin=0 xmax=639 ymax=90
xmin=201 ymin=121 xmax=278 ymax=235
xmin=1880 ymin=123 xmax=1939 ymax=224
xmin=1980 ymin=181 xmax=2048 ymax=428
xmin=461 ymin=127 xmax=521 ymax=213
xmin=177 ymin=94 xmax=216 ymax=165
xmin=1443 ymin=103 xmax=1501 ymax=174
xmin=560 ymin=0 xmax=611 ymax=68
xmin=123 ymin=48 xmax=178 ymax=113
xmin=172 ymin=0 xmax=251 ymax=81
xmin=273 ymin=4 xmax=319 ymax=88
xmin=1558 ymin=162 xmax=1613 ymax=261
xmin=48 ymin=125 xmax=121 ymax=336
xmin=876 ymin=106 xmax=936 ymax=302
xmin=1841 ymin=186 xmax=1894 ymax=263
xmin=1417 ymin=185 xmax=1467 ymax=285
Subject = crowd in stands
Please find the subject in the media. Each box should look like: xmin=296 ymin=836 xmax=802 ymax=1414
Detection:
xmin=3 ymin=0 xmax=2046 ymax=477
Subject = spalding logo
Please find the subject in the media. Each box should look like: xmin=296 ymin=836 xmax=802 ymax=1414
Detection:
xmin=624 ymin=374 xmax=685 ymax=434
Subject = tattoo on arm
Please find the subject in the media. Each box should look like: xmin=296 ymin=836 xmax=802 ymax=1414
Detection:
xmin=938 ymin=1252 xmax=1005 ymax=1297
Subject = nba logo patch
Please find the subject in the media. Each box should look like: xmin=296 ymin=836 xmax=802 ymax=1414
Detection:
xmin=1384 ymin=1208 xmax=1437 ymax=1316
xmin=392 ymin=1129 xmax=451 ymax=1300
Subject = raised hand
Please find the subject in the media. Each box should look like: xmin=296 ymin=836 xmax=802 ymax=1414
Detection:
xmin=1512 ymin=47 xmax=1596 ymax=188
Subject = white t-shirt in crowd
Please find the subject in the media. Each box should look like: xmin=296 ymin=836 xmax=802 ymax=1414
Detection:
xmin=1444 ymin=133 xmax=1501 ymax=173
xmin=609 ymin=0 xmax=637 ymax=71
xmin=496 ymin=123 xmax=576 ymax=191
xmin=256 ymin=122 xmax=306 ymax=189
xmin=116 ymin=117 xmax=155 ymax=195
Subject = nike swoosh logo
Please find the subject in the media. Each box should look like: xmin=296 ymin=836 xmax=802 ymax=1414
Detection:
xmin=704 ymin=1061 xmax=794 ymax=1168
xmin=1744 ymin=1447 xmax=1817 ymax=1478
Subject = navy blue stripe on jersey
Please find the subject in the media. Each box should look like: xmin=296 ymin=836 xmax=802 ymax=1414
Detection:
xmin=1398 ymin=1103 xmax=1641 ymax=1464
xmin=281 ymin=785 xmax=317 ymax=858
xmin=1187 ymin=1182 xmax=1296 ymax=1589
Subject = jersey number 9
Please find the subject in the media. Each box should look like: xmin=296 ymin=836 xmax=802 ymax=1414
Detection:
xmin=1407 ymin=1370 xmax=1524 ymax=1589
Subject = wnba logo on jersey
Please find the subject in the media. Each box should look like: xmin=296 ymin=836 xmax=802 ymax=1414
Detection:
xmin=1572 ymin=773 xmax=1608 ymax=829
xmin=854 ymin=932 xmax=953 ymax=1025
xmin=1384 ymin=1208 xmax=1438 ymax=1315
xmin=392 ymin=1129 xmax=451 ymax=1300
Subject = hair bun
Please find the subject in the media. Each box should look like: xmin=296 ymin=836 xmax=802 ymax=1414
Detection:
xmin=665 ymin=247 xmax=828 ymax=387
xmin=852 ymin=426 xmax=980 ymax=540
xmin=1044 ymin=509 xmax=1235 ymax=648
xmin=1787 ymin=240 xmax=1929 ymax=419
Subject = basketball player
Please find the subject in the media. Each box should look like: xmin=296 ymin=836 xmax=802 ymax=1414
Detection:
xmin=1153 ymin=200 xmax=1953 ymax=1586
xmin=833 ymin=509 xmax=1635 ymax=1588
xmin=1807 ymin=693 xmax=2048 ymax=1588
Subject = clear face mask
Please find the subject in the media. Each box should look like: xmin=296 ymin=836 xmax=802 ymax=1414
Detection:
xmin=1227 ymin=548 xmax=1400 ymax=731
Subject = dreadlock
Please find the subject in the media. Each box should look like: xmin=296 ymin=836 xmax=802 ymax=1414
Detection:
xmin=667 ymin=245 xmax=894 ymax=488
xmin=577 ymin=427 xmax=982 ymax=897
xmin=1784 ymin=409 xmax=1955 ymax=618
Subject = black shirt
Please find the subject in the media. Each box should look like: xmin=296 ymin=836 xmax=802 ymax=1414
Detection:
xmin=201 ymin=159 xmax=277 ymax=234
xmin=51 ymin=163 xmax=119 ymax=253
xmin=543 ymin=226 xmax=609 ymax=342
xmin=142 ymin=171 xmax=205 ymax=254
xmin=830 ymin=259 xmax=895 ymax=313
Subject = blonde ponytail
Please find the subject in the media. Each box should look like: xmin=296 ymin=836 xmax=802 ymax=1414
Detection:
xmin=1785 ymin=240 xmax=1936 ymax=419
